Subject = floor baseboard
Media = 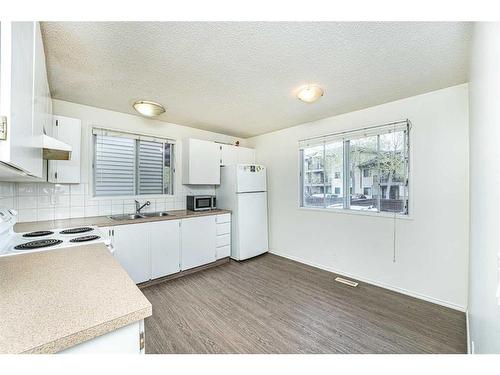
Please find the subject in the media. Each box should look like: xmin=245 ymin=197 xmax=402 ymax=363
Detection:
xmin=269 ymin=250 xmax=466 ymax=312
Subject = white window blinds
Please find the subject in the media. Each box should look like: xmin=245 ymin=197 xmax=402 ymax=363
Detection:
xmin=137 ymin=140 xmax=164 ymax=195
xmin=92 ymin=128 xmax=175 ymax=197
xmin=94 ymin=134 xmax=136 ymax=196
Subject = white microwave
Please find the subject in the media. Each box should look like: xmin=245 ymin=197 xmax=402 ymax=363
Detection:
xmin=186 ymin=195 xmax=216 ymax=211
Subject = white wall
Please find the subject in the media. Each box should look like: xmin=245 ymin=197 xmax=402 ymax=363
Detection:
xmin=468 ymin=23 xmax=500 ymax=353
xmin=247 ymin=84 xmax=469 ymax=310
xmin=0 ymin=99 xmax=245 ymax=222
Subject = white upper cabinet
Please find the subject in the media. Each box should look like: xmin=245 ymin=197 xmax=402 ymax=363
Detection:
xmin=182 ymin=138 xmax=256 ymax=184
xmin=0 ymin=22 xmax=51 ymax=179
xmin=220 ymin=144 xmax=238 ymax=166
xmin=182 ymin=138 xmax=220 ymax=185
xmin=236 ymin=146 xmax=256 ymax=164
xmin=219 ymin=144 xmax=256 ymax=166
xmin=33 ymin=22 xmax=52 ymax=139
xmin=48 ymin=115 xmax=81 ymax=183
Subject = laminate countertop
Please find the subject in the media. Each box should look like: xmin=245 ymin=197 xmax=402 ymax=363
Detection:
xmin=14 ymin=209 xmax=231 ymax=233
xmin=0 ymin=243 xmax=152 ymax=354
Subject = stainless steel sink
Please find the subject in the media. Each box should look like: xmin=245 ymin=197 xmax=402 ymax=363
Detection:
xmin=108 ymin=213 xmax=146 ymax=221
xmin=141 ymin=211 xmax=172 ymax=217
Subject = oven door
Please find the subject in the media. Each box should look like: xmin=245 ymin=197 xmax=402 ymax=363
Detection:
xmin=195 ymin=197 xmax=213 ymax=211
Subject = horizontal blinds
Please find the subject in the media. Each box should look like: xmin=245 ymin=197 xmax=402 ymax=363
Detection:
xmin=138 ymin=140 xmax=164 ymax=195
xmin=92 ymin=128 xmax=175 ymax=144
xmin=94 ymin=135 xmax=136 ymax=196
xmin=299 ymin=120 xmax=409 ymax=149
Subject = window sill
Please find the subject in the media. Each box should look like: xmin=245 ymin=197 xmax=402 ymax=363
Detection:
xmin=90 ymin=194 xmax=176 ymax=201
xmin=298 ymin=206 xmax=413 ymax=220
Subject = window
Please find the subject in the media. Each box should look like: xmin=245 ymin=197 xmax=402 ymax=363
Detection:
xmin=93 ymin=128 xmax=174 ymax=197
xmin=300 ymin=121 xmax=409 ymax=215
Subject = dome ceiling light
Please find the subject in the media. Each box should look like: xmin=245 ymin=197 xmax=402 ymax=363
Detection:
xmin=296 ymin=85 xmax=324 ymax=103
xmin=133 ymin=100 xmax=166 ymax=117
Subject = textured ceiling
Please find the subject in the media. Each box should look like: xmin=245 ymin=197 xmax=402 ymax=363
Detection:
xmin=41 ymin=22 xmax=472 ymax=138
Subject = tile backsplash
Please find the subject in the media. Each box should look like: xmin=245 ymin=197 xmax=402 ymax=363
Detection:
xmin=0 ymin=181 xmax=215 ymax=223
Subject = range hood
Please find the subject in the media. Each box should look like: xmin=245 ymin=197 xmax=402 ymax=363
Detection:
xmin=42 ymin=134 xmax=72 ymax=160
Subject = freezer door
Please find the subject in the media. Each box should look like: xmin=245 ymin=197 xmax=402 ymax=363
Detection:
xmin=236 ymin=164 xmax=267 ymax=193
xmin=235 ymin=191 xmax=269 ymax=260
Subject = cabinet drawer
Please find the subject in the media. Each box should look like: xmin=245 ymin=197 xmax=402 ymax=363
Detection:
xmin=216 ymin=214 xmax=231 ymax=223
xmin=216 ymin=245 xmax=230 ymax=259
xmin=216 ymin=222 xmax=231 ymax=235
xmin=216 ymin=234 xmax=230 ymax=247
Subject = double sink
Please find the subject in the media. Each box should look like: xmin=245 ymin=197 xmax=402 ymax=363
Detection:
xmin=109 ymin=211 xmax=173 ymax=221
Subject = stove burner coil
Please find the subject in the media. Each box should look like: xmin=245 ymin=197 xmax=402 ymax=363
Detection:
xmin=69 ymin=235 xmax=100 ymax=243
xmin=14 ymin=239 xmax=63 ymax=250
xmin=60 ymin=227 xmax=94 ymax=235
xmin=22 ymin=231 xmax=54 ymax=238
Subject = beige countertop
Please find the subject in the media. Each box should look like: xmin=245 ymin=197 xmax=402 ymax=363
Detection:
xmin=0 ymin=243 xmax=152 ymax=354
xmin=14 ymin=209 xmax=231 ymax=233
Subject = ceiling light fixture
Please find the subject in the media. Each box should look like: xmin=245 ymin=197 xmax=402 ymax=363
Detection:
xmin=296 ymin=85 xmax=324 ymax=103
xmin=133 ymin=100 xmax=166 ymax=117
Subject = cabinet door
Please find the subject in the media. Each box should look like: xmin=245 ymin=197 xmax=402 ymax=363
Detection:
xmin=216 ymin=245 xmax=231 ymax=260
xmin=48 ymin=115 xmax=81 ymax=183
xmin=220 ymin=144 xmax=238 ymax=166
xmin=183 ymin=139 xmax=220 ymax=184
xmin=33 ymin=22 xmax=50 ymax=142
xmin=181 ymin=216 xmax=216 ymax=270
xmin=237 ymin=147 xmax=256 ymax=164
xmin=149 ymin=220 xmax=180 ymax=279
xmin=113 ymin=223 xmax=150 ymax=283
xmin=0 ymin=22 xmax=43 ymax=177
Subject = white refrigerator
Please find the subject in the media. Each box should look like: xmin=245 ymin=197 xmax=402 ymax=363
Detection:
xmin=216 ymin=164 xmax=269 ymax=260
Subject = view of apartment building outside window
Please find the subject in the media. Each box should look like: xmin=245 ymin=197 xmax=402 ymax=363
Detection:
xmin=300 ymin=122 xmax=409 ymax=215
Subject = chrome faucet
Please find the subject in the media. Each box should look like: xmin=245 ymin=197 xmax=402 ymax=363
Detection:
xmin=135 ymin=200 xmax=151 ymax=214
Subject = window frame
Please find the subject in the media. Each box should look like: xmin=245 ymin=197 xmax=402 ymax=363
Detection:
xmin=91 ymin=127 xmax=176 ymax=199
xmin=298 ymin=121 xmax=412 ymax=219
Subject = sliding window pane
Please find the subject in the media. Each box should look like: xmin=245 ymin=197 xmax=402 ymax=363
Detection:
xmin=302 ymin=145 xmax=325 ymax=208
xmin=163 ymin=143 xmax=174 ymax=195
xmin=94 ymin=135 xmax=136 ymax=196
xmin=348 ymin=135 xmax=379 ymax=212
xmin=138 ymin=140 xmax=164 ymax=195
xmin=324 ymin=141 xmax=344 ymax=209
xmin=378 ymin=130 xmax=407 ymax=214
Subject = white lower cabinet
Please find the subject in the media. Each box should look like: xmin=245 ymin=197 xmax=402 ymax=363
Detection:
xmin=112 ymin=220 xmax=181 ymax=283
xmin=216 ymin=245 xmax=231 ymax=260
xmin=150 ymin=220 xmax=181 ymax=279
xmin=216 ymin=214 xmax=232 ymax=259
xmin=111 ymin=214 xmax=231 ymax=284
xmin=181 ymin=215 xmax=216 ymax=270
xmin=59 ymin=320 xmax=144 ymax=354
xmin=113 ymin=223 xmax=150 ymax=284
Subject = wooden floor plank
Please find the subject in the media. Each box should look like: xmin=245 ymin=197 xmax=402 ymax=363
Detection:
xmin=142 ymin=253 xmax=466 ymax=354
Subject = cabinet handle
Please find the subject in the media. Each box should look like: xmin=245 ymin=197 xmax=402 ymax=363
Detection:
xmin=139 ymin=331 xmax=145 ymax=350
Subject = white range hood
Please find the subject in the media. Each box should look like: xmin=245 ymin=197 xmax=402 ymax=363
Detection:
xmin=42 ymin=134 xmax=72 ymax=160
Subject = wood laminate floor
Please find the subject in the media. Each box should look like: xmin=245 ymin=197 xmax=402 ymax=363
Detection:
xmin=142 ymin=253 xmax=466 ymax=354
